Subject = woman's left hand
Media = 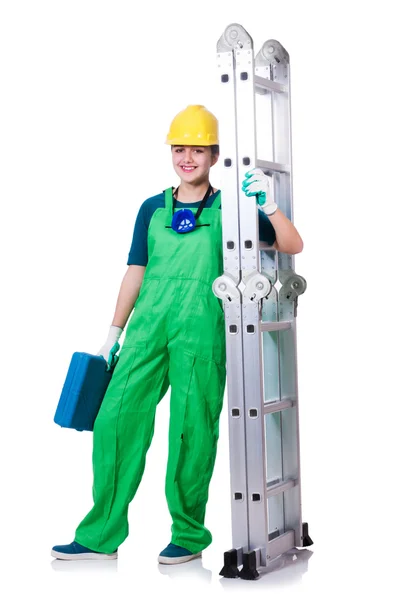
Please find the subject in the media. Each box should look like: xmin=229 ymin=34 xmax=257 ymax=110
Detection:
xmin=242 ymin=168 xmax=272 ymax=205
xmin=242 ymin=168 xmax=278 ymax=216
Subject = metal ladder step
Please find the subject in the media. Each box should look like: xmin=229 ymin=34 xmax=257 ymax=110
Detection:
xmin=260 ymin=321 xmax=292 ymax=332
xmin=258 ymin=241 xmax=276 ymax=251
xmin=254 ymin=75 xmax=288 ymax=94
xmin=256 ymin=159 xmax=290 ymax=174
xmin=263 ymin=397 xmax=295 ymax=415
xmin=267 ymin=477 xmax=298 ymax=498
xmin=268 ymin=531 xmax=295 ymax=560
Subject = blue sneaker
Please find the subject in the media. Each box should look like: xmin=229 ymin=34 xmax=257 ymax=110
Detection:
xmin=51 ymin=541 xmax=118 ymax=560
xmin=158 ymin=542 xmax=202 ymax=565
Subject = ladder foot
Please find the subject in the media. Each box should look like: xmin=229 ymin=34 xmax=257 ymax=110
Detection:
xmin=238 ymin=551 xmax=260 ymax=580
xmin=302 ymin=522 xmax=313 ymax=546
xmin=219 ymin=549 xmax=240 ymax=578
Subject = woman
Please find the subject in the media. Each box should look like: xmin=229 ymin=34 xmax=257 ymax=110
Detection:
xmin=52 ymin=105 xmax=303 ymax=564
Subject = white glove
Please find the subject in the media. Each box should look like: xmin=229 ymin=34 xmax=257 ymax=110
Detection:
xmin=97 ymin=325 xmax=123 ymax=365
xmin=242 ymin=168 xmax=278 ymax=216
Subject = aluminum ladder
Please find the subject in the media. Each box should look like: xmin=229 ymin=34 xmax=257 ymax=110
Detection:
xmin=213 ymin=23 xmax=313 ymax=580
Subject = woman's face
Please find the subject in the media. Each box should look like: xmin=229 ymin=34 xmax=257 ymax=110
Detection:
xmin=171 ymin=145 xmax=217 ymax=184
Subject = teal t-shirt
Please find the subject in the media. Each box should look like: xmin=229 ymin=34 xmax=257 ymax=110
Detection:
xmin=127 ymin=190 xmax=276 ymax=266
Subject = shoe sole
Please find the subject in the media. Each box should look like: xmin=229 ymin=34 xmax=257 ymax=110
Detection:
xmin=158 ymin=552 xmax=202 ymax=565
xmin=51 ymin=550 xmax=118 ymax=560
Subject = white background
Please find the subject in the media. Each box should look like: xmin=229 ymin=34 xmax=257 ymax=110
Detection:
xmin=1 ymin=1 xmax=396 ymax=598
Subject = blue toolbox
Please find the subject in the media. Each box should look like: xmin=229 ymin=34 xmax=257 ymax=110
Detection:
xmin=54 ymin=352 xmax=118 ymax=432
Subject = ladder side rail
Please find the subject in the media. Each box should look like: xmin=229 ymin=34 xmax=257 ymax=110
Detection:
xmin=216 ymin=46 xmax=250 ymax=555
xmin=273 ymin=56 xmax=303 ymax=547
xmin=255 ymin=49 xmax=287 ymax=559
xmin=234 ymin=42 xmax=271 ymax=566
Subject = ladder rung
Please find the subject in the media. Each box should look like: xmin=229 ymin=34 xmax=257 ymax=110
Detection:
xmin=263 ymin=397 xmax=295 ymax=415
xmin=259 ymin=241 xmax=276 ymax=251
xmin=254 ymin=75 xmax=288 ymax=94
xmin=257 ymin=159 xmax=290 ymax=174
xmin=268 ymin=531 xmax=295 ymax=560
xmin=260 ymin=321 xmax=292 ymax=332
xmin=267 ymin=478 xmax=297 ymax=498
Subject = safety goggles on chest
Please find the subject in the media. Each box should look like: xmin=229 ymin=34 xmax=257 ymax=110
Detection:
xmin=169 ymin=184 xmax=213 ymax=233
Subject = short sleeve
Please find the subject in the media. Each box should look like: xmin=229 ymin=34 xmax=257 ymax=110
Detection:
xmin=258 ymin=208 xmax=276 ymax=245
xmin=127 ymin=204 xmax=149 ymax=266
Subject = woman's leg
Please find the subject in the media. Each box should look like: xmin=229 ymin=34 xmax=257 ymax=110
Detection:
xmin=164 ymin=347 xmax=226 ymax=555
xmin=74 ymin=342 xmax=169 ymax=553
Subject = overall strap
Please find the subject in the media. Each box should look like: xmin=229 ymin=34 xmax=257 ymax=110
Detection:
xmin=211 ymin=191 xmax=221 ymax=210
xmin=164 ymin=187 xmax=174 ymax=215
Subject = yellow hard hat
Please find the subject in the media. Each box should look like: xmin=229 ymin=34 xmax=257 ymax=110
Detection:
xmin=166 ymin=105 xmax=219 ymax=146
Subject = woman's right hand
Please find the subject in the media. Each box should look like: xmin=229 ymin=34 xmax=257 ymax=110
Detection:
xmin=97 ymin=325 xmax=123 ymax=366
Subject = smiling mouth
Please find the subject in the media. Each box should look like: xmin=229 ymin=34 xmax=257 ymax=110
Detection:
xmin=180 ymin=166 xmax=197 ymax=172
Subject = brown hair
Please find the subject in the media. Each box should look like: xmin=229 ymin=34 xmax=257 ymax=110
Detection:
xmin=171 ymin=145 xmax=220 ymax=156
xmin=210 ymin=145 xmax=220 ymax=156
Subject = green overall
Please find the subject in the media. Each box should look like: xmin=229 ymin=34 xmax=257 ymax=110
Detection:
xmin=75 ymin=188 xmax=226 ymax=554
